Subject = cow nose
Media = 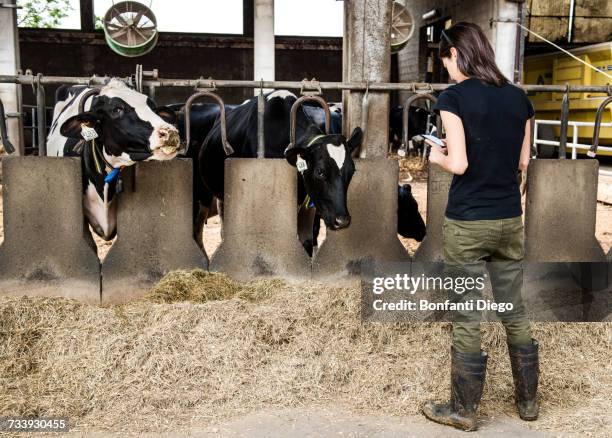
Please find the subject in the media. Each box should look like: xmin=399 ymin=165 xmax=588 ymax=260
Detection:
xmin=157 ymin=128 xmax=169 ymax=140
xmin=334 ymin=215 xmax=351 ymax=229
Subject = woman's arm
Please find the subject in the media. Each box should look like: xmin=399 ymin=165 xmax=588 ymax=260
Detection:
xmin=518 ymin=118 xmax=532 ymax=171
xmin=426 ymin=110 xmax=468 ymax=175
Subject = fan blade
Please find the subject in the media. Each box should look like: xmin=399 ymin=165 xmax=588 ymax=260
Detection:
xmin=111 ymin=27 xmax=129 ymax=39
xmin=127 ymin=28 xmax=135 ymax=46
xmin=105 ymin=21 xmax=122 ymax=30
xmin=133 ymin=26 xmax=148 ymax=42
xmin=113 ymin=8 xmax=128 ymax=26
xmin=133 ymin=10 xmax=145 ymax=27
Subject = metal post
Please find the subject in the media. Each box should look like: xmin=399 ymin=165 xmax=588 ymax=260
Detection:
xmin=30 ymin=106 xmax=36 ymax=150
xmin=533 ymin=120 xmax=538 ymax=156
xmin=35 ymin=74 xmax=47 ymax=156
xmin=0 ymin=0 xmax=23 ymax=154
xmin=572 ymin=124 xmax=578 ymax=159
xmin=257 ymin=87 xmax=265 ymax=158
xmin=559 ymin=87 xmax=570 ymax=159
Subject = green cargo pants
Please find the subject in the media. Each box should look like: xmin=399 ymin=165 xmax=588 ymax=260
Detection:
xmin=442 ymin=215 xmax=532 ymax=354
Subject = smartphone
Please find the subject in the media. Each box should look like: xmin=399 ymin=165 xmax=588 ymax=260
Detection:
xmin=422 ymin=134 xmax=445 ymax=147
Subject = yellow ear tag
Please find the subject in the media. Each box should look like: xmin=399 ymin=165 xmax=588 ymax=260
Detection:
xmin=81 ymin=124 xmax=98 ymax=141
xmin=296 ymin=155 xmax=308 ymax=173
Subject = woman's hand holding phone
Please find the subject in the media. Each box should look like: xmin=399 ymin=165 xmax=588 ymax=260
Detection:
xmin=424 ymin=137 xmax=448 ymax=165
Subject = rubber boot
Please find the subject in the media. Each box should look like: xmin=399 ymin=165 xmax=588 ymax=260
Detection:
xmin=422 ymin=348 xmax=488 ymax=431
xmin=508 ymin=339 xmax=539 ymax=420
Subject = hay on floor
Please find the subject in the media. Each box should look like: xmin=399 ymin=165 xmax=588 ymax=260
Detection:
xmin=0 ymin=270 xmax=609 ymax=436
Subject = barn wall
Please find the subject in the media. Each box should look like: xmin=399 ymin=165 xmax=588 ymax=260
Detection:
xmin=396 ymin=0 xmax=496 ymax=84
xmin=526 ymin=0 xmax=612 ymax=44
xmin=18 ymin=29 xmax=343 ymax=106
xmin=397 ymin=0 xmax=611 ymax=87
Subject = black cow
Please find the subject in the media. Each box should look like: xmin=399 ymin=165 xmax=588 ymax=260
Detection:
xmin=47 ymin=79 xmax=179 ymax=239
xmin=398 ymin=184 xmax=426 ymax=241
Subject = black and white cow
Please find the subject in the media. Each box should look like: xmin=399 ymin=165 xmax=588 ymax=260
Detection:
xmin=168 ymin=93 xmax=426 ymax=254
xmin=197 ymin=90 xmax=362 ymax=242
xmin=299 ymin=103 xmax=427 ymax=249
xmin=47 ymin=78 xmax=180 ymax=240
xmin=189 ymin=90 xmax=426 ymax=255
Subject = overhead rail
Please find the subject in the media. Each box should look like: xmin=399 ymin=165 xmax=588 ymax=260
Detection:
xmin=0 ymin=74 xmax=611 ymax=94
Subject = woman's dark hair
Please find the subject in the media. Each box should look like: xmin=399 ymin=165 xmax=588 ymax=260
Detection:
xmin=439 ymin=22 xmax=509 ymax=87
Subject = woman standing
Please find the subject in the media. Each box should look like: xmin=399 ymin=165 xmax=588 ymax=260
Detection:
xmin=420 ymin=22 xmax=539 ymax=431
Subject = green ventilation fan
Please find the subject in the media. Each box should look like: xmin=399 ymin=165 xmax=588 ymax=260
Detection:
xmin=103 ymin=1 xmax=158 ymax=58
xmin=390 ymin=1 xmax=414 ymax=53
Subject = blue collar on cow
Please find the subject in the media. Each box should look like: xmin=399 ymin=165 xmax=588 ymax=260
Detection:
xmin=104 ymin=167 xmax=124 ymax=184
xmin=89 ymin=137 xmax=124 ymax=184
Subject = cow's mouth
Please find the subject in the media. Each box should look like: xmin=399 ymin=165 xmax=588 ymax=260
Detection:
xmin=326 ymin=215 xmax=351 ymax=230
xmin=152 ymin=148 xmax=179 ymax=160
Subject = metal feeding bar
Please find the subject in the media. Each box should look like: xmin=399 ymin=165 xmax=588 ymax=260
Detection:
xmin=1 ymin=74 xmax=612 ymax=93
xmin=184 ymin=90 xmax=234 ymax=156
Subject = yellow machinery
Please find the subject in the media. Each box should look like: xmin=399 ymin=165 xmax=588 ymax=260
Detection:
xmin=524 ymin=41 xmax=612 ymax=156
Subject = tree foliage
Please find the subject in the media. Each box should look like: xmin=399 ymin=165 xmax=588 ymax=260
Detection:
xmin=17 ymin=0 xmax=72 ymax=28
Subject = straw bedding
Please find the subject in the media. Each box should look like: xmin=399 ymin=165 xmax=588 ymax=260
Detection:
xmin=0 ymin=270 xmax=610 ymax=435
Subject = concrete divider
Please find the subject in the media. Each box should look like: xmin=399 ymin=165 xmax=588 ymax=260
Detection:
xmin=0 ymin=156 xmax=101 ymax=303
xmin=523 ymin=160 xmax=608 ymax=320
xmin=525 ymin=160 xmax=606 ymax=262
xmin=211 ymin=158 xmax=311 ymax=279
xmin=312 ymin=159 xmax=409 ymax=278
xmin=413 ymin=163 xmax=452 ymax=262
xmin=102 ymin=159 xmax=207 ymax=303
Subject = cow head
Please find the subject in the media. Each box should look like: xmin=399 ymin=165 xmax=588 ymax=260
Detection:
xmin=285 ymin=127 xmax=363 ymax=230
xmin=57 ymin=79 xmax=179 ymax=240
xmin=59 ymin=79 xmax=180 ymax=167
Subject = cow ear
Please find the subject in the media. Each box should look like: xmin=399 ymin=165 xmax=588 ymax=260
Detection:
xmin=346 ymin=127 xmax=363 ymax=153
xmin=284 ymin=145 xmax=308 ymax=167
xmin=60 ymin=112 xmax=99 ymax=139
xmin=155 ymin=106 xmax=177 ymax=125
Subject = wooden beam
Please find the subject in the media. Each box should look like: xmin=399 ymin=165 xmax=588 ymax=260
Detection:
xmin=243 ymin=0 xmax=254 ymax=37
xmin=80 ymin=0 xmax=94 ymax=32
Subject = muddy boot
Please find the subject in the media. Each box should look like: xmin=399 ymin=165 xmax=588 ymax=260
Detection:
xmin=421 ymin=348 xmax=488 ymax=431
xmin=508 ymin=339 xmax=539 ymax=420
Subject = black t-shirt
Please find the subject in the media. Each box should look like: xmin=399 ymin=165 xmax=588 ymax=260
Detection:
xmin=433 ymin=78 xmax=535 ymax=221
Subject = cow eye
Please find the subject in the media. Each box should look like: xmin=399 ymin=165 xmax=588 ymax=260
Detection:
xmin=315 ymin=168 xmax=326 ymax=179
xmin=112 ymin=107 xmax=124 ymax=116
